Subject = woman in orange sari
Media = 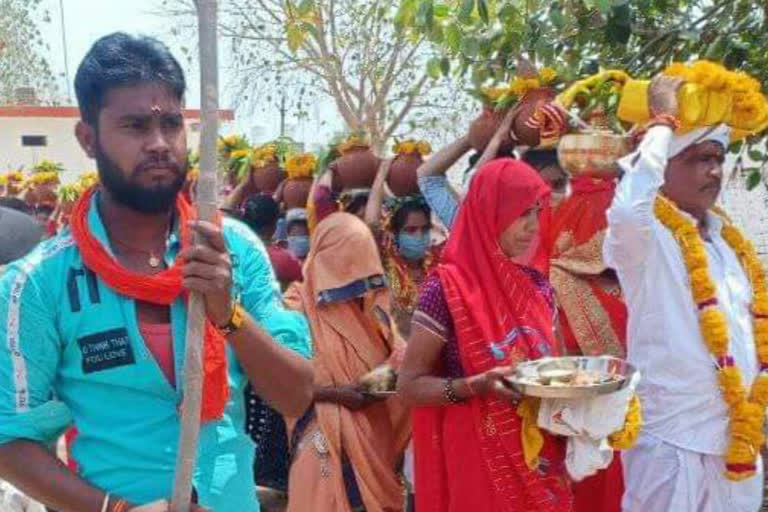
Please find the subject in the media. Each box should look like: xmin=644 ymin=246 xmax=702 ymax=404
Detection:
xmin=398 ymin=158 xmax=573 ymax=512
xmin=284 ymin=212 xmax=409 ymax=512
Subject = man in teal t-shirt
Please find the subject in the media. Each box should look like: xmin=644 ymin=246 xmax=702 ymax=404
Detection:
xmin=0 ymin=33 xmax=313 ymax=512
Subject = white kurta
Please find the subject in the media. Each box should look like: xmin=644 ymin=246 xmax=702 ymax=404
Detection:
xmin=603 ymin=125 xmax=763 ymax=511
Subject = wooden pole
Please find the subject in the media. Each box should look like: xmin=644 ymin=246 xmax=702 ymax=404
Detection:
xmin=171 ymin=1 xmax=218 ymax=511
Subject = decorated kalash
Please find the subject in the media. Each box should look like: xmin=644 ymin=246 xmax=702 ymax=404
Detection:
xmin=216 ymin=134 xmax=298 ymax=212
xmin=570 ymin=60 xmax=768 ymax=511
xmin=379 ymin=139 xmax=439 ymax=338
xmin=55 ymin=171 xmax=100 ymax=229
xmin=0 ymin=170 xmax=25 ymax=198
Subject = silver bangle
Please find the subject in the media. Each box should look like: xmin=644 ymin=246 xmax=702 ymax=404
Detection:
xmin=101 ymin=493 xmax=111 ymax=512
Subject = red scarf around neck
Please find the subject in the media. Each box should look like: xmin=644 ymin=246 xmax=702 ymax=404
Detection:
xmin=70 ymin=186 xmax=228 ymax=422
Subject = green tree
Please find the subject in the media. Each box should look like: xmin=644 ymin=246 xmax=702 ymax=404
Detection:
xmin=162 ymin=0 xmax=473 ymax=148
xmin=0 ymin=0 xmax=58 ymax=104
xmin=397 ymin=0 xmax=768 ymax=185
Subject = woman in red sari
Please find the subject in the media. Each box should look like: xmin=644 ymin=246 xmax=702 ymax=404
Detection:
xmin=547 ymin=175 xmax=627 ymax=512
xmin=398 ymin=158 xmax=573 ymax=512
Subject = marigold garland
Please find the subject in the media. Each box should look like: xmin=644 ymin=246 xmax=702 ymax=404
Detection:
xmin=337 ymin=134 xmax=370 ymax=155
xmin=663 ymin=60 xmax=768 ymax=135
xmin=25 ymin=171 xmax=60 ymax=186
xmin=0 ymin=171 xmax=24 ymax=194
xmin=252 ymin=143 xmax=279 ymax=169
xmin=393 ymin=140 xmax=431 ymax=157
xmin=655 ymin=195 xmax=768 ymax=481
xmin=608 ymin=395 xmax=642 ymax=450
xmin=77 ymin=172 xmax=99 ymax=190
xmin=479 ymin=69 xmax=559 ymax=107
xmin=285 ymin=153 xmax=317 ymax=180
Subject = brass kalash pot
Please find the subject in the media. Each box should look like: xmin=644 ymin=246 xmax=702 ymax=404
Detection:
xmin=557 ymin=111 xmax=631 ymax=178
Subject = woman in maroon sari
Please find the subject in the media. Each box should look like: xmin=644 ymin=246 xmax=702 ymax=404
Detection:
xmin=398 ymin=158 xmax=573 ymax=512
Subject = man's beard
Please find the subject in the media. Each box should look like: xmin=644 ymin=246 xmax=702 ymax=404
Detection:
xmin=95 ymin=143 xmax=187 ymax=214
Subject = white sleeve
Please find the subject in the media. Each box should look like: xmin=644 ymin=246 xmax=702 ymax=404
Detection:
xmin=604 ymin=126 xmax=674 ymax=270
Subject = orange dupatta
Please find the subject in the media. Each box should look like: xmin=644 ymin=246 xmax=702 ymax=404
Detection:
xmin=285 ymin=213 xmax=408 ymax=512
xmin=69 ymin=187 xmax=228 ymax=421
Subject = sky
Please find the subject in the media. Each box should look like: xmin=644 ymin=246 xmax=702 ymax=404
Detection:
xmin=39 ymin=0 xmax=344 ymax=147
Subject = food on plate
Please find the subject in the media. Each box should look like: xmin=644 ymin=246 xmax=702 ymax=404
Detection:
xmin=359 ymin=364 xmax=397 ymax=394
xmin=522 ymin=368 xmax=623 ymax=387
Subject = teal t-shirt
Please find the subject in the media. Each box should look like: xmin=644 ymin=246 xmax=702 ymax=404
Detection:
xmin=0 ymin=192 xmax=311 ymax=511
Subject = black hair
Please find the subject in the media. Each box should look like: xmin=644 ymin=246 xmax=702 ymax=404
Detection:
xmin=34 ymin=204 xmax=55 ymax=216
xmin=74 ymin=33 xmax=186 ymax=124
xmin=521 ymin=149 xmax=559 ymax=171
xmin=340 ymin=190 xmax=370 ymax=216
xmin=242 ymin=195 xmax=280 ymax=233
xmin=391 ymin=200 xmax=431 ymax=234
xmin=286 ymin=218 xmax=308 ymax=232
xmin=0 ymin=197 xmax=32 ymax=215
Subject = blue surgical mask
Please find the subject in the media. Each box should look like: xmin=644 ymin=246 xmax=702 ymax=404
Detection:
xmin=397 ymin=232 xmax=430 ymax=261
xmin=288 ymin=235 xmax=310 ymax=259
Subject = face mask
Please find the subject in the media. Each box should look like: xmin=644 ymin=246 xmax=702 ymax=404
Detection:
xmin=397 ymin=232 xmax=430 ymax=261
xmin=288 ymin=235 xmax=310 ymax=259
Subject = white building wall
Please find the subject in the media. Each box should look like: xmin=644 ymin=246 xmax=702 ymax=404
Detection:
xmin=721 ymin=169 xmax=768 ymax=267
xmin=0 ymin=115 xmax=220 ymax=184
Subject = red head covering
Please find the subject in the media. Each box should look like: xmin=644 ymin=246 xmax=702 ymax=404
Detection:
xmin=266 ymin=245 xmax=303 ymax=284
xmin=415 ymin=158 xmax=572 ymax=512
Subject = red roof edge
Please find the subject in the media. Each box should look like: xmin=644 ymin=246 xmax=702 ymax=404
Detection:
xmin=0 ymin=105 xmax=235 ymax=121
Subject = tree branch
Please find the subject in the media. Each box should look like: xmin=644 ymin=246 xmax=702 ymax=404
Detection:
xmin=382 ymin=73 xmax=429 ymax=141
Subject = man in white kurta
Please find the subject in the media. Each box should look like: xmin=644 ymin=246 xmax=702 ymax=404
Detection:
xmin=604 ymin=80 xmax=764 ymax=511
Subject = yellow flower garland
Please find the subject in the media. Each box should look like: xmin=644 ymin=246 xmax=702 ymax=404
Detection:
xmin=338 ymin=134 xmax=370 ymax=155
xmin=26 ymin=171 xmax=60 ymax=186
xmin=608 ymin=395 xmax=642 ymax=450
xmin=77 ymin=172 xmax=99 ymax=190
xmin=252 ymin=143 xmax=278 ymax=168
xmin=655 ymin=195 xmax=768 ymax=481
xmin=509 ymin=77 xmax=541 ymax=96
xmin=393 ymin=140 xmax=431 ymax=157
xmin=539 ymin=67 xmax=558 ymax=85
xmin=285 ymin=153 xmax=317 ymax=180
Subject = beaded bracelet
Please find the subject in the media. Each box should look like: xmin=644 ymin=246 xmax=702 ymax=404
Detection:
xmin=444 ymin=378 xmax=462 ymax=404
xmin=648 ymin=113 xmax=681 ymax=131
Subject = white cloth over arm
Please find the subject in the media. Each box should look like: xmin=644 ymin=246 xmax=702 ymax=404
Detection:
xmin=538 ymin=373 xmax=639 ymax=481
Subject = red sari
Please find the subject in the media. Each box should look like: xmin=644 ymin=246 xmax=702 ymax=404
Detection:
xmin=413 ymin=159 xmax=573 ymax=512
xmin=547 ymin=176 xmax=627 ymax=512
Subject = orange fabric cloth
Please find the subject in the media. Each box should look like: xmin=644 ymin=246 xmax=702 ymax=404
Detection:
xmin=285 ymin=213 xmax=409 ymax=512
xmin=70 ymin=187 xmax=228 ymax=421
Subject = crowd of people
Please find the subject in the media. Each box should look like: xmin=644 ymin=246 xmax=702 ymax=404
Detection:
xmin=1 ymin=30 xmax=768 ymax=512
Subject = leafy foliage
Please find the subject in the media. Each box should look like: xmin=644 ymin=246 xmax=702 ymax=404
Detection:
xmin=0 ymin=0 xmax=59 ymax=104
xmin=161 ymin=0 xmax=474 ymax=148
xmin=397 ymin=0 xmax=768 ymax=185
